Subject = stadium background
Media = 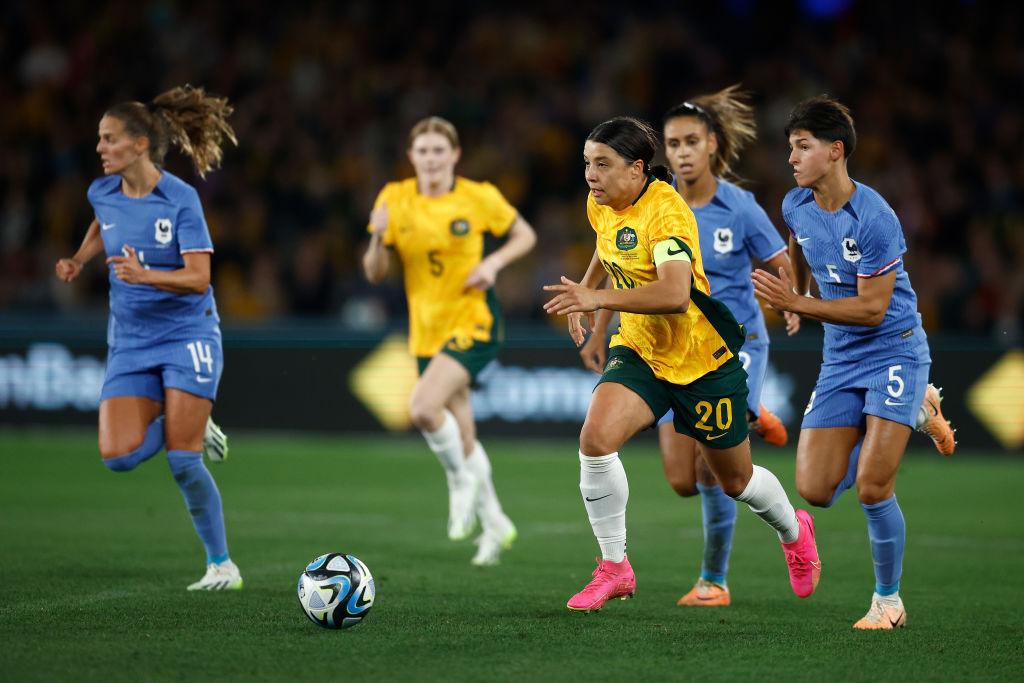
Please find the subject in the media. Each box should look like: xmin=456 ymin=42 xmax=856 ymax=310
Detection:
xmin=2 ymin=0 xmax=1020 ymax=449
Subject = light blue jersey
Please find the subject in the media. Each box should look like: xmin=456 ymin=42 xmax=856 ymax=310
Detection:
xmin=782 ymin=180 xmax=922 ymax=360
xmin=88 ymin=172 xmax=219 ymax=350
xmin=689 ymin=178 xmax=787 ymax=344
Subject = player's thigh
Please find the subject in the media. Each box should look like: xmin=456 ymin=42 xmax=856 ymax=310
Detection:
xmin=161 ymin=335 xmax=223 ymax=403
xmin=658 ymin=417 xmax=699 ymax=496
xmin=738 ymin=343 xmax=769 ymax=418
xmin=98 ymin=396 xmax=163 ymax=459
xmin=581 ymin=381 xmax=657 ymax=456
xmin=410 ymin=353 xmax=471 ymax=422
xmin=856 ymin=415 xmax=911 ymax=504
xmin=446 ymin=384 xmax=476 ymax=455
xmin=795 ymin=426 xmax=862 ymax=505
xmin=164 ymin=388 xmax=214 ymax=452
xmin=700 ymin=437 xmax=753 ymax=497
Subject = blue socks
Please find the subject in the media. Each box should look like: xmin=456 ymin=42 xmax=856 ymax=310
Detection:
xmin=825 ymin=439 xmax=862 ymax=508
xmin=862 ymin=495 xmax=905 ymax=596
xmin=696 ymin=483 xmax=737 ymax=585
xmin=103 ymin=416 xmax=166 ymax=472
xmin=167 ymin=450 xmax=229 ymax=565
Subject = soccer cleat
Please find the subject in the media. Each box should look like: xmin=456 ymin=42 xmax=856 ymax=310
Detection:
xmin=471 ymin=517 xmax=518 ymax=566
xmin=915 ymin=384 xmax=956 ymax=456
xmin=677 ymin=578 xmax=731 ymax=606
xmin=781 ymin=509 xmax=821 ymax=598
xmin=853 ymin=594 xmax=907 ymax=630
xmin=187 ymin=559 xmax=243 ymax=591
xmin=750 ymin=404 xmax=788 ymax=447
xmin=202 ymin=417 xmax=229 ymax=463
xmin=566 ymin=556 xmax=636 ymax=612
xmin=446 ymin=469 xmax=479 ymax=541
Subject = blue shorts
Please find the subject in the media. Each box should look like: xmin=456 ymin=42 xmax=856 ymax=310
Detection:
xmin=657 ymin=342 xmax=767 ymax=427
xmin=100 ymin=335 xmax=223 ymax=403
xmin=801 ymin=330 xmax=931 ymax=430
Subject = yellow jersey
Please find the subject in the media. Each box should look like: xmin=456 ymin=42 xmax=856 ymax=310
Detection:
xmin=588 ymin=177 xmax=744 ymax=385
xmin=369 ymin=177 xmax=518 ymax=356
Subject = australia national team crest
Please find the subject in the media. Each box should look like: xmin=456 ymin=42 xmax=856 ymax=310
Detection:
xmin=615 ymin=227 xmax=638 ymax=251
xmin=713 ymin=227 xmax=734 ymax=254
xmin=449 ymin=218 xmax=470 ymax=236
xmin=841 ymin=237 xmax=861 ymax=263
xmin=155 ymin=218 xmax=173 ymax=245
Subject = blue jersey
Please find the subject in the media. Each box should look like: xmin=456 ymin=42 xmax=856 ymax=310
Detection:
xmin=782 ymin=180 xmax=922 ymax=359
xmin=678 ymin=178 xmax=787 ymax=343
xmin=88 ymin=172 xmax=219 ymax=350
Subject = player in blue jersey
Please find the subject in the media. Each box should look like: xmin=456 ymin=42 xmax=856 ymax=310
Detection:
xmin=753 ymin=96 xmax=956 ymax=629
xmin=581 ymin=86 xmax=801 ymax=607
xmin=54 ymin=85 xmax=242 ymax=591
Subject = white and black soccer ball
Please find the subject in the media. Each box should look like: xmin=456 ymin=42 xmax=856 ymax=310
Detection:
xmin=297 ymin=553 xmax=375 ymax=629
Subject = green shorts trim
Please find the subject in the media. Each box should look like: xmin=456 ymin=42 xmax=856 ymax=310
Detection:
xmin=595 ymin=346 xmax=750 ymax=449
xmin=417 ymin=289 xmax=503 ymax=382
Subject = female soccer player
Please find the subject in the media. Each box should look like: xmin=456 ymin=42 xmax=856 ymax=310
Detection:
xmin=55 ymin=86 xmax=241 ymax=591
xmin=579 ymin=88 xmax=798 ymax=608
xmin=753 ymin=96 xmax=951 ymax=628
xmin=544 ymin=116 xmax=820 ymax=612
xmin=362 ymin=116 xmax=536 ymax=566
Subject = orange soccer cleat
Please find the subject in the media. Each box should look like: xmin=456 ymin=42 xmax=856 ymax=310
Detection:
xmin=916 ymin=384 xmax=956 ymax=456
xmin=751 ymin=404 xmax=789 ymax=447
xmin=677 ymin=578 xmax=731 ymax=607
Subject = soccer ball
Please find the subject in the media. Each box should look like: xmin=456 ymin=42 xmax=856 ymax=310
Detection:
xmin=297 ymin=553 xmax=375 ymax=629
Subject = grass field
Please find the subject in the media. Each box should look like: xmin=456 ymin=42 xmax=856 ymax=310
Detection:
xmin=1 ymin=429 xmax=1022 ymax=681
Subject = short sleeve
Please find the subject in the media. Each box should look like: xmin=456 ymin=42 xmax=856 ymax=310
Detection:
xmin=647 ymin=196 xmax=699 ymax=258
xmin=178 ymin=192 xmax=213 ymax=253
xmin=741 ymin=201 xmax=787 ymax=262
xmin=856 ymin=210 xmax=906 ymax=278
xmin=368 ymin=184 xmax=397 ymax=247
xmin=474 ymin=182 xmax=518 ymax=237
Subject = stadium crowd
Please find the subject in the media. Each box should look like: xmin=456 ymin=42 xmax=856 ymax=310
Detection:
xmin=2 ymin=1 xmax=1021 ymax=343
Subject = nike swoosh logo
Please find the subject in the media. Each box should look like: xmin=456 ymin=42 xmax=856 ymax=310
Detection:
xmin=796 ymin=236 xmax=811 ymax=243
xmin=196 ymin=376 xmax=213 ymax=383
xmin=585 ymin=494 xmax=612 ymax=502
xmin=706 ymin=432 xmax=728 ymax=441
xmin=884 ymin=398 xmax=905 ymax=406
xmin=888 ymin=612 xmax=903 ymax=628
xmin=667 ymin=245 xmax=685 ymax=256
xmin=810 ymin=560 xmax=821 ymax=569
xmin=101 ymin=222 xmax=116 ymax=230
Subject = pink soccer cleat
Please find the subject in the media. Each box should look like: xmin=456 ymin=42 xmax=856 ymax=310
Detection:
xmin=566 ymin=556 xmax=637 ymax=612
xmin=781 ymin=509 xmax=821 ymax=598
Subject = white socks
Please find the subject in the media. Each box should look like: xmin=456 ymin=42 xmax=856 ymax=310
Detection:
xmin=422 ymin=410 xmax=466 ymax=474
xmin=465 ymin=441 xmax=509 ymax=532
xmin=579 ymin=451 xmax=629 ymax=562
xmin=734 ymin=465 xmax=800 ymax=544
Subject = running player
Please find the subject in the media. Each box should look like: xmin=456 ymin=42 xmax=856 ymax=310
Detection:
xmin=55 ymin=86 xmax=241 ymax=590
xmin=544 ymin=116 xmax=820 ymax=612
xmin=362 ymin=116 xmax=536 ymax=566
xmin=579 ymin=87 xmax=797 ymax=608
xmin=753 ymin=96 xmax=952 ymax=628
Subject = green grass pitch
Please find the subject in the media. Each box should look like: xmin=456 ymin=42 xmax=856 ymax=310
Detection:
xmin=1 ymin=429 xmax=1022 ymax=681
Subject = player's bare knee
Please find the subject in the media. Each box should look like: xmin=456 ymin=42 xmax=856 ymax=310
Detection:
xmin=717 ymin=476 xmax=748 ymax=499
xmin=408 ymin=399 xmax=443 ymax=432
xmin=797 ymin=480 xmax=834 ymax=508
xmin=579 ymin=425 xmax=620 ymax=457
xmin=665 ymin=474 xmax=698 ymax=497
xmin=855 ymin=479 xmax=891 ymax=505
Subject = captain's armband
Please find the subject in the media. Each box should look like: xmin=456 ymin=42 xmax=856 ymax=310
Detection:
xmin=653 ymin=237 xmax=693 ymax=267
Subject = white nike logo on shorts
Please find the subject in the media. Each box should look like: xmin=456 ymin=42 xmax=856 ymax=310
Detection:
xmin=884 ymin=398 xmax=905 ymax=406
xmin=796 ymin=235 xmax=811 ymax=244
xmin=196 ymin=376 xmax=213 ymax=383
xmin=101 ymin=222 xmax=116 ymax=230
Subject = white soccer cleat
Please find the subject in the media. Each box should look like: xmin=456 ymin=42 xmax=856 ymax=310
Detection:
xmin=471 ymin=517 xmax=518 ymax=567
xmin=187 ymin=559 xmax=243 ymax=591
xmin=203 ymin=417 xmax=229 ymax=463
xmin=446 ymin=469 xmax=479 ymax=541
xmin=853 ymin=594 xmax=906 ymax=630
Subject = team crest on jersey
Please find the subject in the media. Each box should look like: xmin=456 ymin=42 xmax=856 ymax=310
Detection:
xmin=713 ymin=227 xmax=734 ymax=254
xmin=154 ymin=218 xmax=173 ymax=245
xmin=841 ymin=237 xmax=861 ymax=263
xmin=449 ymin=219 xmax=470 ymax=236
xmin=615 ymin=227 xmax=638 ymax=251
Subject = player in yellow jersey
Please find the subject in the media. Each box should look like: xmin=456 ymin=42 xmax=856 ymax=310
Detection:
xmin=543 ymin=117 xmax=820 ymax=611
xmin=363 ymin=116 xmax=536 ymax=566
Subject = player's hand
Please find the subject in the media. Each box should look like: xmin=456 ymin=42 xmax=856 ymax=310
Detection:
xmin=463 ymin=257 xmax=499 ymax=291
xmin=752 ymin=266 xmax=799 ymax=313
xmin=579 ymin=326 xmax=607 ymax=372
xmin=565 ymin=311 xmax=595 ymax=347
xmin=783 ymin=310 xmax=801 ymax=336
xmin=369 ymin=203 xmax=389 ymax=239
xmin=55 ymin=258 xmax=83 ymax=283
xmin=544 ymin=275 xmax=601 ymax=314
xmin=106 ymin=245 xmax=148 ymax=284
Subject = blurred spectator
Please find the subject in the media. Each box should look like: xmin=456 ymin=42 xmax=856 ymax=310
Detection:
xmin=2 ymin=1 xmax=1021 ymax=343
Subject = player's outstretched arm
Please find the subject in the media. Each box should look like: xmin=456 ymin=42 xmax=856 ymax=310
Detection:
xmin=545 ymin=258 xmax=692 ymax=320
xmin=55 ymin=219 xmax=103 ymax=282
xmin=464 ymin=215 xmax=537 ymax=291
xmin=363 ymin=202 xmax=391 ymax=284
xmin=752 ymin=266 xmax=895 ymax=327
